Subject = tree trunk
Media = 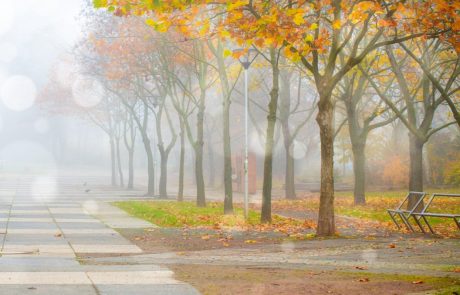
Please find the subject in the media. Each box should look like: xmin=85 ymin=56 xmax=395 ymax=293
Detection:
xmin=115 ymin=137 xmax=124 ymax=188
xmin=195 ymin=96 xmax=206 ymax=207
xmin=223 ymin=96 xmax=234 ymax=214
xmin=285 ymin=146 xmax=296 ymax=200
xmin=207 ymin=143 xmax=215 ymax=187
xmin=408 ymin=134 xmax=425 ymax=209
xmin=279 ymin=59 xmax=296 ymax=200
xmin=127 ymin=148 xmax=134 ymax=189
xmin=261 ymin=50 xmax=279 ymax=223
xmin=141 ymin=134 xmax=155 ymax=196
xmin=178 ymin=118 xmax=185 ymax=202
xmin=316 ymin=92 xmax=335 ymax=236
xmin=351 ymin=142 xmax=366 ymax=205
xmin=283 ymin=134 xmax=296 ymax=200
xmin=159 ymin=150 xmax=168 ymax=199
xmin=110 ymin=136 xmax=117 ymax=187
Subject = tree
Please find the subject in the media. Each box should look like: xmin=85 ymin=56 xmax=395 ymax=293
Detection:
xmin=94 ymin=0 xmax=459 ymax=235
xmin=366 ymin=40 xmax=458 ymax=206
xmin=336 ymin=55 xmax=397 ymax=204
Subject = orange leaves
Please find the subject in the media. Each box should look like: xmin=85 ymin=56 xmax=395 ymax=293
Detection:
xmin=332 ymin=19 xmax=341 ymax=30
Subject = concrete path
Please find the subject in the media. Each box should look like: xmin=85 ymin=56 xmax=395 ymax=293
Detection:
xmin=0 ymin=175 xmax=199 ymax=294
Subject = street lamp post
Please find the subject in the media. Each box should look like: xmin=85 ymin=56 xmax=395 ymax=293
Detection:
xmin=234 ymin=48 xmax=258 ymax=220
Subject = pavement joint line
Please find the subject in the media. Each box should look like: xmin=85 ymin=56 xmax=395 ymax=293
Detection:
xmin=1 ymin=182 xmax=15 ymax=254
xmin=45 ymin=202 xmax=78 ymax=260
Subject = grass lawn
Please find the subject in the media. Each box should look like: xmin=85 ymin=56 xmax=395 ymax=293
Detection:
xmin=115 ymin=188 xmax=459 ymax=236
xmin=114 ymin=201 xmax=304 ymax=228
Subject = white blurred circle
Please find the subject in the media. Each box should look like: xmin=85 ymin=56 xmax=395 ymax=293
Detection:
xmin=290 ymin=141 xmax=307 ymax=160
xmin=0 ymin=1 xmax=15 ymax=36
xmin=32 ymin=176 xmax=58 ymax=201
xmin=1 ymin=75 xmax=37 ymax=111
xmin=72 ymin=77 xmax=104 ymax=108
xmin=0 ymin=67 xmax=9 ymax=84
xmin=0 ymin=43 xmax=17 ymax=63
xmin=83 ymin=200 xmax=99 ymax=214
xmin=34 ymin=118 xmax=49 ymax=134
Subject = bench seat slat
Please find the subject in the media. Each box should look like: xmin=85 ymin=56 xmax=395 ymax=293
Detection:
xmin=412 ymin=212 xmax=460 ymax=218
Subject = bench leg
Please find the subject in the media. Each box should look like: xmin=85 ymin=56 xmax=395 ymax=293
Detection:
xmin=388 ymin=212 xmax=401 ymax=229
xmin=399 ymin=213 xmax=415 ymax=232
xmin=413 ymin=216 xmax=426 ymax=234
xmin=422 ymin=216 xmax=435 ymax=234
xmin=454 ymin=217 xmax=460 ymax=230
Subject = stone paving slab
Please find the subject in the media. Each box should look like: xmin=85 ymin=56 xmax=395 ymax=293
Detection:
xmin=72 ymin=244 xmax=142 ymax=254
xmin=3 ymin=244 xmax=73 ymax=254
xmin=55 ymin=219 xmax=99 ymax=223
xmin=0 ymin=285 xmax=97 ymax=295
xmin=95 ymin=284 xmax=199 ymax=295
xmin=8 ymin=218 xmax=54 ymax=222
xmin=0 ymin=272 xmax=91 ymax=284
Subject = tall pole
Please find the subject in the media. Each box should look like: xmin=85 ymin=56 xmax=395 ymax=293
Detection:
xmin=153 ymin=127 xmax=156 ymax=198
xmin=244 ymin=68 xmax=249 ymax=220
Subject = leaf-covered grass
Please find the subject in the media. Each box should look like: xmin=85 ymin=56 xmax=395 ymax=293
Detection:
xmin=114 ymin=201 xmax=300 ymax=228
xmin=273 ymin=188 xmax=460 ymax=232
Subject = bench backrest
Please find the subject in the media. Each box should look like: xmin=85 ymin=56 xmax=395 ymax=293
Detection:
xmin=395 ymin=191 xmax=426 ymax=212
xmin=421 ymin=193 xmax=460 ymax=214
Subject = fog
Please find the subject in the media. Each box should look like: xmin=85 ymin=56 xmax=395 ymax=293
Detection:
xmin=1 ymin=0 xmax=459 ymax=202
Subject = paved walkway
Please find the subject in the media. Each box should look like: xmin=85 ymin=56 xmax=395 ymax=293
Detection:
xmin=0 ymin=175 xmax=198 ymax=294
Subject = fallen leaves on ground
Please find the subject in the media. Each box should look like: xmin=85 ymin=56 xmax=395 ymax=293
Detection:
xmin=201 ymin=234 xmax=211 ymax=241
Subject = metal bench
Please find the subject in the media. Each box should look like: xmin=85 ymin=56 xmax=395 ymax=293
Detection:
xmin=410 ymin=193 xmax=460 ymax=234
xmin=387 ymin=191 xmax=427 ymax=232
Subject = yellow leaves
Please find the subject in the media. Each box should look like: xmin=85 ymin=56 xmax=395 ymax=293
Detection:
xmin=218 ymin=29 xmax=231 ymax=39
xmin=332 ymin=19 xmax=341 ymax=30
xmin=199 ymin=19 xmax=210 ymax=36
xmin=244 ymin=239 xmax=257 ymax=244
xmin=305 ymin=34 xmax=314 ymax=42
xmin=145 ymin=18 xmax=170 ymax=32
xmin=310 ymin=23 xmax=318 ymax=30
xmin=223 ymin=48 xmax=232 ymax=58
xmin=93 ymin=0 xmax=108 ymax=8
xmin=293 ymin=12 xmax=305 ymax=25
xmin=227 ymin=0 xmax=247 ymax=11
